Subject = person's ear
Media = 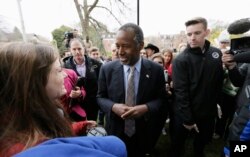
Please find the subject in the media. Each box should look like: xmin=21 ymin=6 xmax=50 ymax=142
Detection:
xmin=139 ymin=42 xmax=144 ymax=51
xmin=205 ymin=29 xmax=210 ymax=37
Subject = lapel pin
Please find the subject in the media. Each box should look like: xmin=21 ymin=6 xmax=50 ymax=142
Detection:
xmin=146 ymin=74 xmax=149 ymax=78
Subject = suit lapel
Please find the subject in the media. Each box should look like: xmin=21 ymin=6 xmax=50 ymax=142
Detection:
xmin=113 ymin=62 xmax=125 ymax=102
xmin=137 ymin=58 xmax=151 ymax=103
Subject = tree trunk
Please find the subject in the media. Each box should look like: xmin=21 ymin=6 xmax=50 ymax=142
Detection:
xmin=73 ymin=0 xmax=86 ymax=38
xmin=83 ymin=0 xmax=89 ymax=38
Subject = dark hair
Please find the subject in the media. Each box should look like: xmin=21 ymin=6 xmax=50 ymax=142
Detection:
xmin=0 ymin=42 xmax=72 ymax=155
xmin=89 ymin=47 xmax=99 ymax=53
xmin=185 ymin=17 xmax=208 ymax=29
xmin=118 ymin=23 xmax=144 ymax=48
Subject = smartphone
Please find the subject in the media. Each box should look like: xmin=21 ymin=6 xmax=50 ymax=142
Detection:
xmin=74 ymin=77 xmax=85 ymax=90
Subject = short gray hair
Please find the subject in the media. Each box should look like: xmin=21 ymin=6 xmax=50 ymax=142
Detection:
xmin=118 ymin=23 xmax=144 ymax=47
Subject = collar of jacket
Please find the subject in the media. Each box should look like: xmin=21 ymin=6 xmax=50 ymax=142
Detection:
xmin=65 ymin=55 xmax=89 ymax=66
xmin=186 ymin=40 xmax=211 ymax=55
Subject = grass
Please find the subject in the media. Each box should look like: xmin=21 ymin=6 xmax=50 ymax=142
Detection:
xmin=98 ymin=116 xmax=225 ymax=157
xmin=152 ymin=125 xmax=225 ymax=157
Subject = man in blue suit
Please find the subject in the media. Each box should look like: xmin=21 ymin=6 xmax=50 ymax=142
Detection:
xmin=97 ymin=23 xmax=167 ymax=157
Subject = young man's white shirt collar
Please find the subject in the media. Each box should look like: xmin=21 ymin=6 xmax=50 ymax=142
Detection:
xmin=73 ymin=57 xmax=86 ymax=77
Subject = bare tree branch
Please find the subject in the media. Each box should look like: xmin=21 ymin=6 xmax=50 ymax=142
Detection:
xmin=108 ymin=0 xmax=112 ymax=9
xmin=95 ymin=5 xmax=122 ymax=25
xmin=73 ymin=0 xmax=132 ymax=46
xmin=88 ymin=0 xmax=99 ymax=15
xmin=89 ymin=16 xmax=108 ymax=33
xmin=89 ymin=18 xmax=107 ymax=55
xmin=114 ymin=0 xmax=130 ymax=10
xmin=73 ymin=0 xmax=85 ymax=36
xmin=114 ymin=0 xmax=132 ymax=14
xmin=89 ymin=18 xmax=100 ymax=31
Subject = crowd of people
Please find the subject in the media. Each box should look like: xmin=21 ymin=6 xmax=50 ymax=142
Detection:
xmin=0 ymin=16 xmax=249 ymax=157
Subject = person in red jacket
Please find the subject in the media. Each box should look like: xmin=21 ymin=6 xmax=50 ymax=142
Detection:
xmin=61 ymin=68 xmax=87 ymax=121
xmin=162 ymin=48 xmax=173 ymax=82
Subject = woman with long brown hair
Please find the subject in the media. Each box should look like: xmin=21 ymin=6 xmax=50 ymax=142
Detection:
xmin=0 ymin=42 xmax=126 ymax=157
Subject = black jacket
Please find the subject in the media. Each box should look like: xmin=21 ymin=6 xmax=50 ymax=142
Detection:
xmin=228 ymin=63 xmax=250 ymax=110
xmin=63 ymin=55 xmax=102 ymax=120
xmin=172 ymin=40 xmax=224 ymax=124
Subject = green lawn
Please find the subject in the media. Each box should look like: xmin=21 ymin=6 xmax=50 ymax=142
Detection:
xmin=152 ymin=127 xmax=225 ymax=157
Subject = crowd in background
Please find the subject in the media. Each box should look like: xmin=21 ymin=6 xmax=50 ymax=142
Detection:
xmin=1 ymin=16 xmax=250 ymax=157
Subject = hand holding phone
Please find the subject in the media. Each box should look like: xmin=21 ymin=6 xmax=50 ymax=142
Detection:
xmin=70 ymin=86 xmax=81 ymax=98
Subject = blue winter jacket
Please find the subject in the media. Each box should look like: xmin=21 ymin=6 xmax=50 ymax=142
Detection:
xmin=14 ymin=136 xmax=127 ymax=157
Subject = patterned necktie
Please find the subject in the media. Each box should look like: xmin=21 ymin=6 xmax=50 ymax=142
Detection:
xmin=124 ymin=66 xmax=136 ymax=137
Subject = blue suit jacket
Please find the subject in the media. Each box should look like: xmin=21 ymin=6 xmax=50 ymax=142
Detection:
xmin=97 ymin=58 xmax=167 ymax=138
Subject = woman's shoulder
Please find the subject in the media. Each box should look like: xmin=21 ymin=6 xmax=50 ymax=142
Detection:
xmin=4 ymin=143 xmax=24 ymax=157
xmin=64 ymin=69 xmax=78 ymax=78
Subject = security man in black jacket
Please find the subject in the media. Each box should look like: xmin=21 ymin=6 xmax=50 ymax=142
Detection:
xmin=171 ymin=17 xmax=224 ymax=157
xmin=63 ymin=38 xmax=102 ymax=121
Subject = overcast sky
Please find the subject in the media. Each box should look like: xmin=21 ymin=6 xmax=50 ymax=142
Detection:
xmin=1 ymin=0 xmax=250 ymax=40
